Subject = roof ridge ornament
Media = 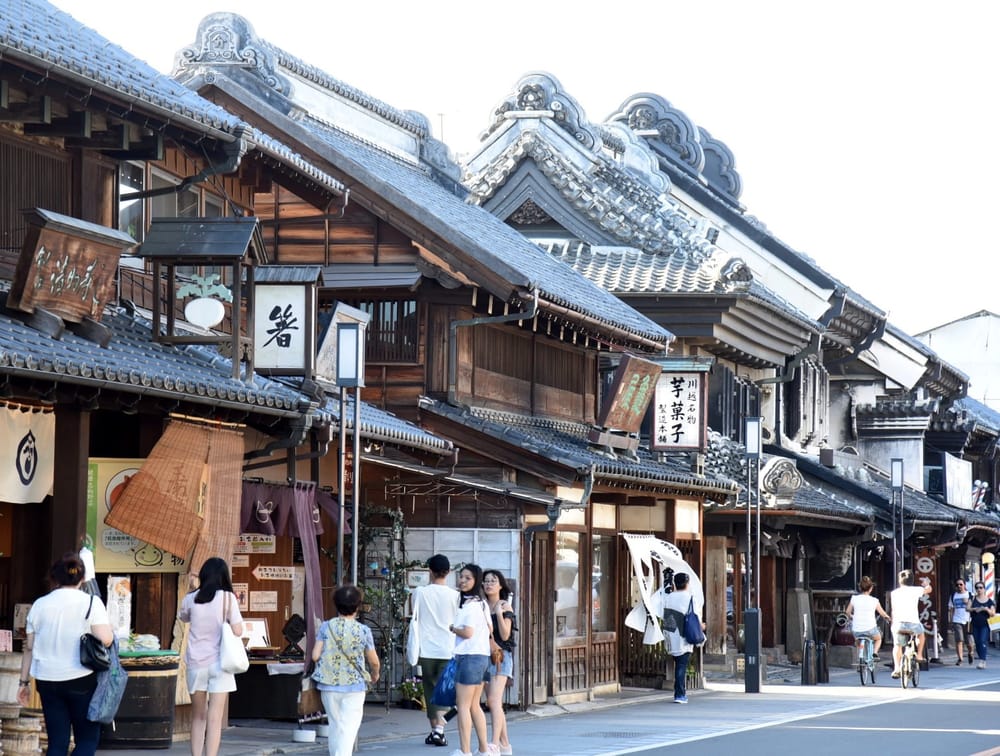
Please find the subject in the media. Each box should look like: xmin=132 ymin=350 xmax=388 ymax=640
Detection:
xmin=485 ymin=72 xmax=601 ymax=151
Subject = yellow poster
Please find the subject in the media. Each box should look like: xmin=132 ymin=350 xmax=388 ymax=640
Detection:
xmin=86 ymin=458 xmax=189 ymax=573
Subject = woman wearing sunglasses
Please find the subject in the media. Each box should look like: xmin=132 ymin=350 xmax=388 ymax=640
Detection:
xmin=969 ymin=583 xmax=996 ymax=669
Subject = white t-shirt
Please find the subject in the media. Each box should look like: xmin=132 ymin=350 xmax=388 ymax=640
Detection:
xmin=453 ymin=597 xmax=491 ymax=656
xmin=890 ymin=585 xmax=926 ymax=626
xmin=26 ymin=587 xmax=110 ymax=682
xmin=412 ymin=583 xmax=459 ymax=660
xmin=949 ymin=591 xmax=972 ymax=624
xmin=849 ymin=593 xmax=880 ymax=632
xmin=660 ymin=589 xmax=703 ymax=656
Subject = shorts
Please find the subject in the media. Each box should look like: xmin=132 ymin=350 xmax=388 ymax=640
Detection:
xmin=853 ymin=627 xmax=879 ymax=641
xmin=952 ymin=622 xmax=969 ymax=642
xmin=893 ymin=622 xmax=925 ymax=646
xmin=186 ymin=661 xmax=237 ymax=694
xmin=487 ymin=649 xmax=514 ymax=680
xmin=454 ymin=654 xmax=490 ymax=686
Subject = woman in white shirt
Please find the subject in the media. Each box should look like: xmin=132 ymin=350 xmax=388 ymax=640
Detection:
xmin=18 ymin=552 xmax=114 ymax=756
xmin=446 ymin=564 xmax=493 ymax=756
xmin=846 ymin=575 xmax=891 ymax=660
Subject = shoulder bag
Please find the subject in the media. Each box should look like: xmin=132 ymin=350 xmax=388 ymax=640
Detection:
xmin=80 ymin=595 xmax=111 ymax=671
xmin=405 ymin=597 xmax=421 ymax=666
xmin=682 ymin=597 xmax=706 ymax=645
xmin=219 ymin=592 xmax=250 ymax=674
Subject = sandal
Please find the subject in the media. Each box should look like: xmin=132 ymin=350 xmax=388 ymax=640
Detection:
xmin=425 ymin=731 xmax=448 ymax=747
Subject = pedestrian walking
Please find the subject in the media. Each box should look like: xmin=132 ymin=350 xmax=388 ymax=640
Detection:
xmin=660 ymin=572 xmax=702 ymax=704
xmin=312 ymin=584 xmax=381 ymax=756
xmin=411 ymin=554 xmax=459 ymax=747
xmin=483 ymin=569 xmax=516 ymax=755
xmin=969 ymin=581 xmax=996 ymax=669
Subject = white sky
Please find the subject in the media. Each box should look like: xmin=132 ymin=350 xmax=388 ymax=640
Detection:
xmin=55 ymin=0 xmax=999 ymax=337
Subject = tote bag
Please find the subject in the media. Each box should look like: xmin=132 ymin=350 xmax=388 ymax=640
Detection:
xmin=88 ymin=638 xmax=128 ymax=724
xmin=430 ymin=657 xmax=457 ymax=707
xmin=682 ymin=597 xmax=705 ymax=645
xmin=406 ymin=601 xmax=421 ymax=666
xmin=220 ymin=592 xmax=249 ymax=674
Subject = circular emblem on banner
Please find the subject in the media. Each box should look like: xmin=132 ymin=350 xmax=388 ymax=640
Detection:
xmin=916 ymin=556 xmax=934 ymax=574
xmin=16 ymin=430 xmax=37 ymax=485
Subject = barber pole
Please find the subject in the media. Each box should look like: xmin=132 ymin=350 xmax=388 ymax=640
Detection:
xmin=984 ymin=556 xmax=996 ymax=603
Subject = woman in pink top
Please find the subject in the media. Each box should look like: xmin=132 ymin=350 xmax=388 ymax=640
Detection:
xmin=179 ymin=557 xmax=244 ymax=756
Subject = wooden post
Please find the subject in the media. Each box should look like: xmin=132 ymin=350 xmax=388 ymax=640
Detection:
xmin=52 ymin=407 xmax=90 ymax=563
xmin=705 ymin=536 xmax=728 ymax=655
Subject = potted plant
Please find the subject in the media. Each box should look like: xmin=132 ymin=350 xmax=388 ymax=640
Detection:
xmin=396 ymin=677 xmax=424 ymax=710
xmin=177 ymin=273 xmax=232 ymax=328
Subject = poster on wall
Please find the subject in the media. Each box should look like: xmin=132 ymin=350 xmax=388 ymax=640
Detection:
xmin=233 ymin=582 xmax=249 ymax=612
xmin=86 ymin=458 xmax=188 ymax=573
xmin=250 ymin=591 xmax=278 ymax=612
xmin=235 ymin=534 xmax=277 ymax=554
xmin=106 ymin=576 xmax=132 ymax=638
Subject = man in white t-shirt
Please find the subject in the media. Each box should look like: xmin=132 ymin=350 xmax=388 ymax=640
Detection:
xmin=411 ymin=554 xmax=459 ymax=747
xmin=948 ymin=579 xmax=973 ymax=666
xmin=889 ymin=569 xmax=932 ymax=678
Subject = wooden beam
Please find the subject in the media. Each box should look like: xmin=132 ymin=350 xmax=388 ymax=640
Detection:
xmin=103 ymin=132 xmax=165 ymax=161
xmin=65 ymin=123 xmax=130 ymax=151
xmin=24 ymin=109 xmax=91 ymax=137
xmin=0 ymin=80 xmax=7 ymax=109
xmin=0 ymin=94 xmax=51 ymax=124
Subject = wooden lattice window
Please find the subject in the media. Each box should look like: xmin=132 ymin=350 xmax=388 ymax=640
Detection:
xmin=347 ymin=298 xmax=418 ymax=363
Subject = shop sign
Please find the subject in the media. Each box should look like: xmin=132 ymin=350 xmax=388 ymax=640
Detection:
xmin=251 ymin=564 xmax=295 ymax=581
xmin=86 ymin=458 xmax=188 ymax=573
xmin=8 ymin=208 xmax=135 ymax=323
xmin=595 ymin=354 xmax=660 ymax=433
xmin=254 ymin=284 xmax=310 ymax=372
xmin=651 ymin=371 xmax=707 ymax=451
xmin=250 ymin=591 xmax=278 ymax=612
xmin=914 ymin=548 xmax=938 ymax=634
xmin=235 ymin=533 xmax=277 ymax=554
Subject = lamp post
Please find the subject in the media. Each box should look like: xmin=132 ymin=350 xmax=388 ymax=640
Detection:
xmin=744 ymin=416 xmax=762 ymax=693
xmin=891 ymin=459 xmax=904 ymax=577
xmin=334 ymin=313 xmax=368 ymax=587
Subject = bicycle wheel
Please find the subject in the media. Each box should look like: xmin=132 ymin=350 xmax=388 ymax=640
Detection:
xmin=900 ymin=656 xmax=910 ymax=689
xmin=858 ymin=658 xmax=868 ymax=685
xmin=869 ymin=660 xmax=877 ymax=685
xmin=912 ymin=655 xmax=919 ymax=687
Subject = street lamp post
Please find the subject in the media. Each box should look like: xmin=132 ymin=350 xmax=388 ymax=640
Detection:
xmin=744 ymin=416 xmax=762 ymax=693
xmin=891 ymin=459 xmax=904 ymax=577
xmin=335 ymin=315 xmax=368 ymax=587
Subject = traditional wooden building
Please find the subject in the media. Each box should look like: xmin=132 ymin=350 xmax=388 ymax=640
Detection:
xmin=170 ymin=12 xmax=739 ymax=702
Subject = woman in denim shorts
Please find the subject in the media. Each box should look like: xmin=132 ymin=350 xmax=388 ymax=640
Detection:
xmin=484 ymin=569 xmax=516 ymax=756
xmin=447 ymin=565 xmax=493 ymax=756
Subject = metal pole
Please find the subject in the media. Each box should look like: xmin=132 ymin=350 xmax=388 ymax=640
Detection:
xmin=754 ymin=456 xmax=761 ymax=609
xmin=350 ymin=387 xmax=362 ymax=585
xmin=336 ymin=390 xmax=347 ymax=586
xmin=746 ymin=462 xmax=752 ymax=610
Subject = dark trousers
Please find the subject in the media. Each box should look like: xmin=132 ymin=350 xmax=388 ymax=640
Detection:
xmin=672 ymin=652 xmax=691 ymax=699
xmin=972 ymin=623 xmax=990 ymax=661
xmin=37 ymin=673 xmax=100 ymax=756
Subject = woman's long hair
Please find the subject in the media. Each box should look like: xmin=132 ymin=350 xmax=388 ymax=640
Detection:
xmin=483 ymin=569 xmax=512 ymax=601
xmin=194 ymin=557 xmax=234 ymax=604
xmin=459 ymin=563 xmax=484 ymax=607
xmin=49 ymin=552 xmax=85 ymax=588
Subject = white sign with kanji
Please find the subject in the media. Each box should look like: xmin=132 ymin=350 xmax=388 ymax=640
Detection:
xmin=651 ymin=372 xmax=705 ymax=451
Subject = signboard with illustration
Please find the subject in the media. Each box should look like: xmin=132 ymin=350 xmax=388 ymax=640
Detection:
xmin=86 ymin=458 xmax=188 ymax=573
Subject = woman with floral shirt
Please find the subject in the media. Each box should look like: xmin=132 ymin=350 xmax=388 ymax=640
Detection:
xmin=312 ymin=585 xmax=380 ymax=756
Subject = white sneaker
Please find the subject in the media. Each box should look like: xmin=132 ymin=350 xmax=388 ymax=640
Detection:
xmin=978 ymin=661 xmax=986 ymax=669
xmin=449 ymin=750 xmax=471 ymax=756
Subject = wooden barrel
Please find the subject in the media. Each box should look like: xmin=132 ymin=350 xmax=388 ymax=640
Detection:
xmin=99 ymin=654 xmax=179 ymax=750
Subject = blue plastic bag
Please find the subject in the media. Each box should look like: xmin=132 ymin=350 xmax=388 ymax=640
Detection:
xmin=430 ymin=657 xmax=457 ymax=708
xmin=87 ymin=638 xmax=128 ymax=725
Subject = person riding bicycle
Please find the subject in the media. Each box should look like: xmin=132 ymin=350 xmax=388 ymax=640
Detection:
xmin=846 ymin=576 xmax=891 ymax=661
xmin=889 ymin=570 xmax=932 ymax=679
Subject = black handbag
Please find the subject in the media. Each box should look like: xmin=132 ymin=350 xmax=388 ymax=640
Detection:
xmin=80 ymin=595 xmax=111 ymax=671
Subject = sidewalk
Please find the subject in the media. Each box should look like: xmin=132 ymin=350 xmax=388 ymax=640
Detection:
xmin=99 ymin=658 xmax=983 ymax=755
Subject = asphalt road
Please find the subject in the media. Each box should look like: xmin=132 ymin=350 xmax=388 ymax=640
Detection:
xmin=359 ymin=670 xmax=1000 ymax=756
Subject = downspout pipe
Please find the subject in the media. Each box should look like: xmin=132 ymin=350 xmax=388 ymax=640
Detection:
xmin=120 ymin=126 xmax=249 ymax=201
xmin=448 ymin=288 xmax=539 ymax=406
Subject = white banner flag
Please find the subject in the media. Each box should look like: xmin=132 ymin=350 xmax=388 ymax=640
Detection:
xmin=0 ymin=407 xmax=55 ymax=503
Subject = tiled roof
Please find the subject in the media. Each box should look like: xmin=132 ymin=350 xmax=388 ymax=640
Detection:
xmin=955 ymin=396 xmax=1000 ymax=434
xmin=419 ymin=398 xmax=738 ymax=499
xmin=246 ymin=128 xmax=347 ymax=196
xmin=321 ymin=394 xmax=454 ymax=456
xmin=0 ymin=0 xmax=242 ymax=139
xmin=0 ymin=299 xmax=307 ymax=416
xmin=297 ymin=117 xmax=671 ymax=348
xmin=535 ymin=239 xmax=820 ymax=332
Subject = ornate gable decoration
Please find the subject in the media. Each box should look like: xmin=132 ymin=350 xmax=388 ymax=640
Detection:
xmin=609 ymin=93 xmax=705 ymax=176
xmin=174 ymin=12 xmax=290 ymax=95
xmin=484 ymin=72 xmax=601 ymax=150
xmin=760 ymin=457 xmax=803 ymax=507
xmin=699 ymin=127 xmax=743 ymax=201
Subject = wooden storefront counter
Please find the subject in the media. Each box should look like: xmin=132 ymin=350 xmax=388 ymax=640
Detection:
xmin=228 ymin=661 xmax=302 ymax=720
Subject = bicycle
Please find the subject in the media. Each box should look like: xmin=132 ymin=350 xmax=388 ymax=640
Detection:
xmin=898 ymin=629 xmax=920 ymax=689
xmin=856 ymin=634 xmax=877 ymax=685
